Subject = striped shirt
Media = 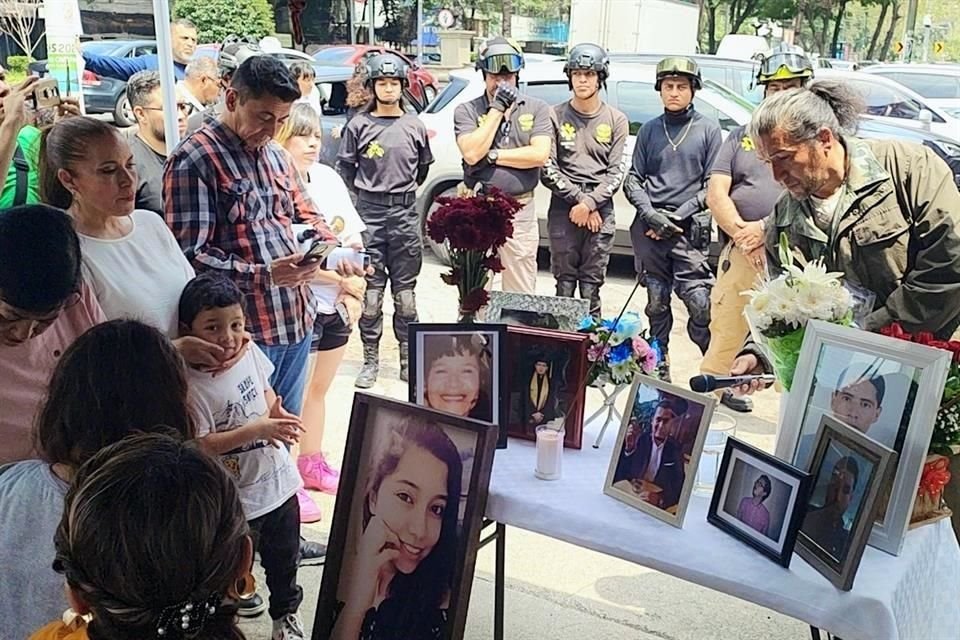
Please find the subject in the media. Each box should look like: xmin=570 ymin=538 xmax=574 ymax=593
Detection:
xmin=163 ymin=120 xmax=334 ymax=345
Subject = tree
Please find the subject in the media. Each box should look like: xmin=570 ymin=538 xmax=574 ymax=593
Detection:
xmin=0 ymin=0 xmax=41 ymax=58
xmin=501 ymin=0 xmax=513 ymax=36
xmin=173 ymin=0 xmax=274 ymax=44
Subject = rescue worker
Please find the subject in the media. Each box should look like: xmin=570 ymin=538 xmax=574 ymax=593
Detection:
xmin=731 ymin=79 xmax=960 ymax=394
xmin=454 ymin=37 xmax=552 ymax=294
xmin=624 ymin=57 xmax=722 ymax=382
xmin=541 ymin=42 xmax=629 ymax=317
xmin=337 ymin=53 xmax=433 ymax=388
xmin=700 ymin=46 xmax=814 ymax=413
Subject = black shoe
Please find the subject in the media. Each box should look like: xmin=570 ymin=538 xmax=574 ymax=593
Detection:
xmin=236 ymin=592 xmax=267 ymax=618
xmin=299 ymin=536 xmax=327 ymax=566
xmin=721 ymin=390 xmax=753 ymax=413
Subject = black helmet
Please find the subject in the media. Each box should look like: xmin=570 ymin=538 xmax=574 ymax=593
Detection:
xmin=564 ymin=42 xmax=610 ymax=89
xmin=218 ymin=35 xmax=262 ymax=77
xmin=654 ymin=56 xmax=702 ymax=91
xmin=476 ymin=37 xmax=525 ymax=75
xmin=756 ymin=44 xmax=814 ymax=85
xmin=364 ymin=53 xmax=409 ymax=88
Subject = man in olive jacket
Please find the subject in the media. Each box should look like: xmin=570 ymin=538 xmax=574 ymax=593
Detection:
xmin=730 ymin=79 xmax=960 ymax=386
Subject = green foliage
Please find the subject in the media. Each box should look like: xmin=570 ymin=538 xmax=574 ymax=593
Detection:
xmin=4 ymin=56 xmax=31 ymax=73
xmin=173 ymin=0 xmax=274 ymax=44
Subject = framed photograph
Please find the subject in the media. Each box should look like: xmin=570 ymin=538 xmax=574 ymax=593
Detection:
xmin=504 ymin=325 xmax=589 ymax=449
xmin=708 ymin=437 xmax=813 ymax=567
xmin=777 ymin=320 xmax=950 ymax=555
xmin=603 ymin=376 xmax=717 ymax=527
xmin=313 ymin=393 xmax=498 ymax=640
xmin=485 ymin=291 xmax=590 ymax=332
xmin=408 ymin=323 xmax=508 ymax=448
xmin=796 ymin=415 xmax=896 ymax=591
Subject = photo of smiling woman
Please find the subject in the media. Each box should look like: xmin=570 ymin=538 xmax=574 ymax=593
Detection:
xmin=416 ymin=332 xmax=495 ymax=423
xmin=332 ymin=416 xmax=465 ymax=640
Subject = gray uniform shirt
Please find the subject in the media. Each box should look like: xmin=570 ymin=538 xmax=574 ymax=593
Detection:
xmin=711 ymin=124 xmax=783 ymax=222
xmin=337 ymin=112 xmax=433 ymax=194
xmin=625 ymin=108 xmax=723 ymax=220
xmin=454 ymin=93 xmax=552 ymax=196
xmin=541 ymin=100 xmax=630 ymax=210
xmin=129 ymin=134 xmax=166 ymax=215
xmin=0 ymin=461 xmax=70 ymax=640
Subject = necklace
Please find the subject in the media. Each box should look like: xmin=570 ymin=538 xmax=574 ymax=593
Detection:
xmin=662 ymin=117 xmax=693 ymax=151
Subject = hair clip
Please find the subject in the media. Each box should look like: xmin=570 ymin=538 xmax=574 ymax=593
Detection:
xmin=155 ymin=593 xmax=221 ymax=638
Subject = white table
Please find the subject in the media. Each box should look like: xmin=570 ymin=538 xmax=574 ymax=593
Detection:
xmin=481 ymin=429 xmax=960 ymax=640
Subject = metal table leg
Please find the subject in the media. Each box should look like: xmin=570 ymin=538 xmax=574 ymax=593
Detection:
xmin=495 ymin=522 xmax=505 ymax=640
xmin=591 ymin=384 xmax=628 ymax=448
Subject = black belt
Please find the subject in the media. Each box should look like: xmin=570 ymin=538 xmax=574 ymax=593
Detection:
xmin=357 ymin=189 xmax=416 ymax=206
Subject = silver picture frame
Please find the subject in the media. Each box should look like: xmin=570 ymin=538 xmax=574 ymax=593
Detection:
xmin=484 ymin=292 xmax=590 ymax=332
xmin=776 ymin=320 xmax=950 ymax=556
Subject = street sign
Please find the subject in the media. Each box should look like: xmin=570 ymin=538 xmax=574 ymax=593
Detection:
xmin=894 ymin=41 xmax=904 ymax=54
xmin=934 ymin=41 xmax=944 ymax=54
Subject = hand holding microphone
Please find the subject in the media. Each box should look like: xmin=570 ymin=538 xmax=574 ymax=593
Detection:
xmin=688 ymin=373 xmax=776 ymax=394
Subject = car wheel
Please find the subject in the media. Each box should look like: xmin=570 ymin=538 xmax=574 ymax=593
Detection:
xmin=422 ymin=183 xmax=458 ymax=265
xmin=113 ymin=93 xmax=135 ymax=127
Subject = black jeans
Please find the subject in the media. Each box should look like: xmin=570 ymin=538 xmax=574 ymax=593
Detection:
xmin=248 ymin=494 xmax=303 ymax=620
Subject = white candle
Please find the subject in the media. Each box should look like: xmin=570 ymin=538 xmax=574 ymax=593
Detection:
xmin=535 ymin=421 xmax=564 ymax=480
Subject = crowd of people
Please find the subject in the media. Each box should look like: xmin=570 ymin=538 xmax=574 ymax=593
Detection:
xmin=1 ymin=21 xmax=960 ymax=640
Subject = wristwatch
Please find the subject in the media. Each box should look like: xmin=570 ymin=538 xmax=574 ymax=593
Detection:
xmin=487 ymin=149 xmax=499 ymax=165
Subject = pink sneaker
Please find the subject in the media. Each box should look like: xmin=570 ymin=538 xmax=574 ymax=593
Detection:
xmin=298 ymin=453 xmax=340 ymax=495
xmin=297 ymin=487 xmax=322 ymax=524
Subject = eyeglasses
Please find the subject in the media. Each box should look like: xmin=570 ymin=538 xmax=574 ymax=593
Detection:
xmin=0 ymin=290 xmax=81 ymax=328
xmin=142 ymin=102 xmax=195 ymax=115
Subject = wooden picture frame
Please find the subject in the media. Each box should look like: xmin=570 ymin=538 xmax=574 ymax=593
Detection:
xmin=504 ymin=325 xmax=589 ymax=450
xmin=708 ymin=437 xmax=813 ymax=567
xmin=485 ymin=291 xmax=590 ymax=332
xmin=603 ymin=375 xmax=716 ymax=528
xmin=795 ymin=414 xmax=896 ymax=591
xmin=312 ymin=393 xmax=498 ymax=640
xmin=408 ymin=323 xmax=509 ymax=448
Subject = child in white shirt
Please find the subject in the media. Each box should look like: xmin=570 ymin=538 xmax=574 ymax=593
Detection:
xmin=179 ymin=272 xmax=307 ymax=640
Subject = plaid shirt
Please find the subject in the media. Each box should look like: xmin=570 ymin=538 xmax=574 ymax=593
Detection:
xmin=164 ymin=120 xmax=334 ymax=345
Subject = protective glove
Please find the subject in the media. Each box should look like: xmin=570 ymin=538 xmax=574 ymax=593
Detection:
xmin=490 ymin=82 xmax=519 ymax=113
xmin=643 ymin=209 xmax=683 ymax=239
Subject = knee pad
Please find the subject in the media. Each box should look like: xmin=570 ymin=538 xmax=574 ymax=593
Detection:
xmin=645 ymin=279 xmax=671 ymax=317
xmin=394 ymin=289 xmax=417 ymax=319
xmin=685 ymin=288 xmax=712 ymax=326
xmin=362 ymin=289 xmax=383 ymax=319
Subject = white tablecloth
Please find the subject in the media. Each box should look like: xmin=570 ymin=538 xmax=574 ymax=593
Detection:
xmin=485 ymin=425 xmax=960 ymax=640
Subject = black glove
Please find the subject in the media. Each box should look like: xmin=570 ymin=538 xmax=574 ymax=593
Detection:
xmin=643 ymin=209 xmax=683 ymax=239
xmin=490 ymin=82 xmax=519 ymax=113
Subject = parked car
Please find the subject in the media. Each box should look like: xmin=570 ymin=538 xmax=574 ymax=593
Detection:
xmin=416 ymin=62 xmax=754 ymax=263
xmin=816 ymin=69 xmax=960 ymax=141
xmin=609 ymin=53 xmax=765 ymax=104
xmin=194 ymin=42 xmax=316 ymax=68
xmin=311 ymin=44 xmax=439 ymax=102
xmin=32 ymin=39 xmax=157 ymax=126
xmin=861 ymin=63 xmax=960 ymax=118
xmin=823 ymin=58 xmax=861 ymax=71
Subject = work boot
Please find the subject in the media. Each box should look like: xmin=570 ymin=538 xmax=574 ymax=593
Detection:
xmin=355 ymin=344 xmax=379 ymax=389
xmin=399 ymin=341 xmax=410 ymax=383
xmin=658 ymin=353 xmax=672 ymax=383
xmin=721 ymin=390 xmax=754 ymax=413
xmin=579 ymin=282 xmax=601 ymax=318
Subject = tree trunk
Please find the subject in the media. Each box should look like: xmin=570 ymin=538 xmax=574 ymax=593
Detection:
xmin=730 ymin=0 xmax=760 ymax=34
xmin=880 ymin=0 xmax=902 ymax=61
xmin=830 ymin=0 xmax=849 ymax=57
xmin=867 ymin=0 xmax=890 ymax=60
xmin=501 ymin=0 xmax=512 ymax=36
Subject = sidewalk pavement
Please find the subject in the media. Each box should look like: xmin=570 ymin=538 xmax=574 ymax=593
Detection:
xmin=240 ymin=255 xmax=807 ymax=640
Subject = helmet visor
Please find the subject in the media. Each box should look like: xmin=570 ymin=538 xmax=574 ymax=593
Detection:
xmin=479 ymin=52 xmax=523 ymax=74
xmin=758 ymin=53 xmax=812 ymax=80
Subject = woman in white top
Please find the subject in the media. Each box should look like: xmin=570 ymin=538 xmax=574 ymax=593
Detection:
xmin=40 ymin=116 xmax=242 ymax=372
xmin=291 ymin=61 xmax=324 ymax=116
xmin=278 ymin=103 xmax=366 ymax=523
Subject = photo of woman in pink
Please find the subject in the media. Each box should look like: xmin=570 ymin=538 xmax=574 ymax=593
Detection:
xmin=736 ymin=474 xmax=772 ymax=536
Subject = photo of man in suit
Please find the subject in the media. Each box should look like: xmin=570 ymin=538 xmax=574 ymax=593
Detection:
xmin=613 ymin=394 xmax=688 ymax=509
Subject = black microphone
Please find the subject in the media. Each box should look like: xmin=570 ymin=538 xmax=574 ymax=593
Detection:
xmin=689 ymin=374 xmax=777 ymax=393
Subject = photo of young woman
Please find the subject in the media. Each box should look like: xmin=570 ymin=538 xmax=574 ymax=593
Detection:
xmin=331 ymin=415 xmax=468 ymax=640
xmin=416 ymin=332 xmax=496 ymax=423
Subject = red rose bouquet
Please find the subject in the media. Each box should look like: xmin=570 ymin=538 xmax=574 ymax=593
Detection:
xmin=427 ymin=188 xmax=521 ymax=322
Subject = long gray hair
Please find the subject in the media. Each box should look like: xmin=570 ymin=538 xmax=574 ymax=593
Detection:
xmin=749 ymin=79 xmax=864 ymax=145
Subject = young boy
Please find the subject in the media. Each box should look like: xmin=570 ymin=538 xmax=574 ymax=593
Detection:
xmin=179 ymin=272 xmax=307 ymax=640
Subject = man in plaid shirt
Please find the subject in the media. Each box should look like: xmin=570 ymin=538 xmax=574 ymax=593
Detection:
xmin=164 ymin=55 xmax=360 ymax=417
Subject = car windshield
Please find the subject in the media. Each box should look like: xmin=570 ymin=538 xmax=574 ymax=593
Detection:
xmin=424 ymin=75 xmax=469 ymax=113
xmin=312 ymin=46 xmax=357 ymax=65
xmin=703 ymin=79 xmax=755 ymax=113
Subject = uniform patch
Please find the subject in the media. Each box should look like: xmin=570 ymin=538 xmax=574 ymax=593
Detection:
xmin=330 ymin=216 xmax=345 ymax=234
xmin=364 ymin=141 xmax=385 ymax=159
xmin=477 ymin=113 xmax=489 ymax=127
xmin=560 ymin=122 xmax=577 ymax=142
xmin=518 ymin=113 xmax=535 ymax=132
xmin=741 ymin=135 xmax=755 ymax=151
xmin=595 ymin=123 xmax=612 ymax=144
xmin=222 ymin=455 xmax=241 ymax=480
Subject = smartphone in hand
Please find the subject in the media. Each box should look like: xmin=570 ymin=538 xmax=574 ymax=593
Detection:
xmin=296 ymin=239 xmax=339 ymax=267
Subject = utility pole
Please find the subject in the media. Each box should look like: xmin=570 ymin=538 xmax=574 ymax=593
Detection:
xmin=902 ymin=0 xmax=918 ymax=61
xmin=368 ymin=0 xmax=375 ymax=45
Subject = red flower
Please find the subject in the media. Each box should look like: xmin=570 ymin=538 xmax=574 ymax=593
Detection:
xmin=426 ymin=188 xmax=520 ymax=252
xmin=915 ymin=331 xmax=936 ymax=346
xmin=482 ymin=255 xmax=503 ymax=273
xmin=880 ymin=322 xmax=912 ymax=341
xmin=460 ymin=288 xmax=489 ymax=313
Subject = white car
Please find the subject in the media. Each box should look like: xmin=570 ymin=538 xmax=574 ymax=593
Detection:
xmin=415 ymin=62 xmax=753 ymax=261
xmin=861 ymin=63 xmax=960 ymax=118
xmin=815 ymin=69 xmax=960 ymax=141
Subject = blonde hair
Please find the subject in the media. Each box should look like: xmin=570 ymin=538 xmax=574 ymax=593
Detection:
xmin=275 ymin=102 xmax=322 ymax=146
